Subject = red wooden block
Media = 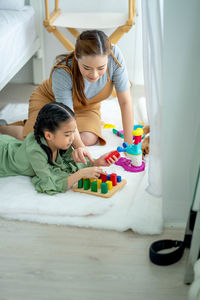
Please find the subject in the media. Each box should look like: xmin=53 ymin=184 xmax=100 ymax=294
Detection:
xmin=105 ymin=151 xmax=120 ymax=162
xmin=100 ymin=173 xmax=107 ymax=183
xmin=110 ymin=173 xmax=117 ymax=186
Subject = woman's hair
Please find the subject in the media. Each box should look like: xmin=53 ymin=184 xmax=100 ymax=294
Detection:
xmin=34 ymin=102 xmax=75 ymax=166
xmin=56 ymin=30 xmax=112 ymax=105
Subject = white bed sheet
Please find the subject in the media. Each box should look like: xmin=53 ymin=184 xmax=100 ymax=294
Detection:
xmin=0 ymin=6 xmax=37 ymax=84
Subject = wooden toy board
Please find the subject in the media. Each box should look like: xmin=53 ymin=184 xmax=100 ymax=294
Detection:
xmin=72 ymin=179 xmax=127 ymax=198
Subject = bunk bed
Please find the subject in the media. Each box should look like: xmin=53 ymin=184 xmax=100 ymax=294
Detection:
xmin=0 ymin=0 xmax=45 ymax=91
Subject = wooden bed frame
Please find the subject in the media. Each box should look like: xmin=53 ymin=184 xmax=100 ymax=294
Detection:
xmin=0 ymin=0 xmax=45 ymax=91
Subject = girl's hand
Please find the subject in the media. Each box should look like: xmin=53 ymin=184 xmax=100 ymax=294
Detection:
xmin=94 ymin=151 xmax=119 ymax=167
xmin=80 ymin=167 xmax=107 ymax=179
xmin=72 ymin=147 xmax=94 ymax=164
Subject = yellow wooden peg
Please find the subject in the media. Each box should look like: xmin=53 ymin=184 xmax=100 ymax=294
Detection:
xmin=106 ymin=180 xmax=113 ymax=190
xmin=90 ymin=178 xmax=96 ymax=183
xmin=97 ymin=179 xmax=102 ymax=189
xmin=103 ymin=123 xmax=116 ymax=129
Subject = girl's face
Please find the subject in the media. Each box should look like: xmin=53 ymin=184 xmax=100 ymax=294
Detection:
xmin=45 ymin=118 xmax=76 ymax=151
xmin=77 ymin=55 xmax=108 ymax=82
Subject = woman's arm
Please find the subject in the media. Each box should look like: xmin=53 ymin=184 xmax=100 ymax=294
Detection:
xmin=117 ymin=88 xmax=134 ymax=145
xmin=110 ymin=45 xmax=134 ymax=144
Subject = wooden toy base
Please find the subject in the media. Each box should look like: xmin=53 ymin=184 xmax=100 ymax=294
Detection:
xmin=72 ymin=179 xmax=127 ymax=198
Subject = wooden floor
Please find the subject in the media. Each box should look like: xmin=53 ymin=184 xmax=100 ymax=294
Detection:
xmin=0 ymin=218 xmax=189 ymax=300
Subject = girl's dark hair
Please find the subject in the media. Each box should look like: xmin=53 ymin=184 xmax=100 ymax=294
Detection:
xmin=55 ymin=30 xmax=111 ymax=106
xmin=34 ymin=102 xmax=75 ymax=166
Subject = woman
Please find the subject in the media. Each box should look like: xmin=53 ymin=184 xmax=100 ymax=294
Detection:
xmin=0 ymin=30 xmax=134 ymax=163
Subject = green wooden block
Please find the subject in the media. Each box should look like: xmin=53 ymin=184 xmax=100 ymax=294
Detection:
xmin=101 ymin=182 xmax=108 ymax=194
xmin=84 ymin=179 xmax=90 ymax=190
xmin=78 ymin=178 xmax=83 ymax=188
xmin=91 ymin=181 xmax=98 ymax=192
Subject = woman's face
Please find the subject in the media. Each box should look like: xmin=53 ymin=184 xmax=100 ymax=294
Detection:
xmin=77 ymin=55 xmax=108 ymax=82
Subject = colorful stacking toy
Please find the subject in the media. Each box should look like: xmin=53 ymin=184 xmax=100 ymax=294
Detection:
xmin=112 ymin=124 xmax=144 ymax=140
xmin=116 ymin=127 xmax=145 ymax=173
xmin=117 ymin=128 xmax=144 ymax=167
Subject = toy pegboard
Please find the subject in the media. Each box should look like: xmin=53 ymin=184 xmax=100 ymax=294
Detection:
xmin=72 ymin=174 xmax=127 ymax=198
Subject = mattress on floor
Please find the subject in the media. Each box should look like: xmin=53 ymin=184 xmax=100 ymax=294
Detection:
xmin=0 ymin=98 xmax=163 ymax=235
xmin=0 ymin=6 xmax=37 ymax=84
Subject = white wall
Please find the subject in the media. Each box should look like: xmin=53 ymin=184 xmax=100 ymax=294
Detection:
xmin=163 ymin=0 xmax=200 ymax=225
xmin=12 ymin=0 xmax=144 ymax=85
xmin=11 ymin=60 xmax=33 ymax=83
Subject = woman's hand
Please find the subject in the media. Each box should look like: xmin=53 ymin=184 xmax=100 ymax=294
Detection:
xmin=93 ymin=151 xmax=119 ymax=167
xmin=72 ymin=147 xmax=94 ymax=164
xmin=79 ymin=167 xmax=107 ymax=179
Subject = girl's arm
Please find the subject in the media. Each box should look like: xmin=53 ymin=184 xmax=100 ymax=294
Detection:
xmin=29 ymin=148 xmax=104 ymax=193
xmin=72 ymin=128 xmax=94 ymax=164
xmin=72 ymin=128 xmax=85 ymax=148
xmin=67 ymin=166 xmax=105 ymax=190
xmin=67 ymin=151 xmax=119 ymax=190
xmin=93 ymin=151 xmax=119 ymax=167
xmin=117 ymin=88 xmax=134 ymax=145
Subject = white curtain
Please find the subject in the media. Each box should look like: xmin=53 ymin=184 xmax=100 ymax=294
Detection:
xmin=141 ymin=0 xmax=163 ymax=197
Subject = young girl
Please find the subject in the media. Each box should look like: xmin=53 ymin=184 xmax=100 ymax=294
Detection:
xmin=0 ymin=29 xmax=134 ymax=163
xmin=0 ymin=102 xmax=118 ymax=195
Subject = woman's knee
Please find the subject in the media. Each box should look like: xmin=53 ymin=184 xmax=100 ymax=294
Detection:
xmin=80 ymin=132 xmax=98 ymax=146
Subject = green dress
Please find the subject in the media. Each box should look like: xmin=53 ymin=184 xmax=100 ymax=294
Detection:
xmin=0 ymin=133 xmax=92 ymax=195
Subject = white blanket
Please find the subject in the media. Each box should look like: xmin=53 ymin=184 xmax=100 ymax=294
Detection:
xmin=0 ymin=98 xmax=163 ymax=234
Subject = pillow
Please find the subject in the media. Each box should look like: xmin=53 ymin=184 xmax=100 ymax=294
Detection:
xmin=0 ymin=0 xmax=25 ymax=10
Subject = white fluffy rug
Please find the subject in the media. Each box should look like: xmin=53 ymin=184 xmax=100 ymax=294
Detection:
xmin=0 ymin=98 xmax=163 ymax=234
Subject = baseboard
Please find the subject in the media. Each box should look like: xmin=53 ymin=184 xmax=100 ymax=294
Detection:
xmin=164 ymin=222 xmax=186 ymax=229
